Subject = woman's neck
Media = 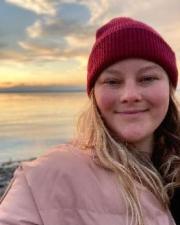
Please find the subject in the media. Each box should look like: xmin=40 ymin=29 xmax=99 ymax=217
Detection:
xmin=129 ymin=136 xmax=154 ymax=158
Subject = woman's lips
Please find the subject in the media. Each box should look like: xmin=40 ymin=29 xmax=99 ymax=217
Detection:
xmin=115 ymin=109 xmax=148 ymax=114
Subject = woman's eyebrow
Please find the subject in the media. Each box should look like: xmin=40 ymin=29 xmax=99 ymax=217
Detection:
xmin=104 ymin=64 xmax=163 ymax=76
xmin=105 ymin=68 xmax=123 ymax=76
xmin=138 ymin=65 xmax=163 ymax=73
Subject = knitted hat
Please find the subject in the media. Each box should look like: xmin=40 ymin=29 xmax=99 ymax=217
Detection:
xmin=87 ymin=17 xmax=178 ymax=95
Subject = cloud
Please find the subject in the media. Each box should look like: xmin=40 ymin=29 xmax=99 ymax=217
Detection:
xmin=6 ymin=0 xmax=57 ymax=15
xmin=4 ymin=0 xmax=180 ymax=67
xmin=26 ymin=18 xmax=95 ymax=39
xmin=19 ymin=14 xmax=96 ymax=62
xmin=78 ymin=0 xmax=110 ymax=25
xmin=5 ymin=0 xmax=110 ymax=19
xmin=18 ymin=40 xmax=63 ymax=61
xmin=4 ymin=1 xmax=135 ymax=63
xmin=8 ymin=1 xmax=96 ymax=63
xmin=0 ymin=50 xmax=29 ymax=63
xmin=26 ymin=20 xmax=42 ymax=38
xmin=0 ymin=42 xmax=8 ymax=49
xmin=18 ymin=38 xmax=90 ymax=62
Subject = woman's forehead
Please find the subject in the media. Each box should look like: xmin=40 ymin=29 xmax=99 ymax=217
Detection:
xmin=101 ymin=58 xmax=166 ymax=76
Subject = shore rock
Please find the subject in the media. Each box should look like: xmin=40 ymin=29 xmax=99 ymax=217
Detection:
xmin=0 ymin=158 xmax=36 ymax=197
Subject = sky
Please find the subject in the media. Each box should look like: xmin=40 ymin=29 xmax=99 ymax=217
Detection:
xmin=0 ymin=0 xmax=180 ymax=91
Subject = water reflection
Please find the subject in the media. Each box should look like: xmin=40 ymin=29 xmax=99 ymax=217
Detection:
xmin=0 ymin=92 xmax=88 ymax=163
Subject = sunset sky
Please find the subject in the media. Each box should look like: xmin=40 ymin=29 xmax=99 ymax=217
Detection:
xmin=0 ymin=0 xmax=180 ymax=91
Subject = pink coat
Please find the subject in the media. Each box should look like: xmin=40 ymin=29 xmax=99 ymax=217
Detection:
xmin=0 ymin=144 xmax=176 ymax=225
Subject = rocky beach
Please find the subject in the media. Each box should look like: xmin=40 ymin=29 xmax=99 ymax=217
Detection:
xmin=0 ymin=158 xmax=36 ymax=197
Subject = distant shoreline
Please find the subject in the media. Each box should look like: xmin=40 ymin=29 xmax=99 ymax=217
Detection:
xmin=0 ymin=90 xmax=85 ymax=94
xmin=0 ymin=85 xmax=86 ymax=93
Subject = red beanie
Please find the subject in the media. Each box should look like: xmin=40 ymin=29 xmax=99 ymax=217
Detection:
xmin=87 ymin=17 xmax=178 ymax=95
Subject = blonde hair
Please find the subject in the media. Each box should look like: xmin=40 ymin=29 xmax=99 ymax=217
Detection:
xmin=76 ymin=89 xmax=180 ymax=225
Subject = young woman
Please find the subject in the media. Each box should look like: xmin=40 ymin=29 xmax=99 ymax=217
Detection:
xmin=0 ymin=17 xmax=179 ymax=225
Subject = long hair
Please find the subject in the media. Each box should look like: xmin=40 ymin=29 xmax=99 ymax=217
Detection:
xmin=76 ymin=86 xmax=180 ymax=225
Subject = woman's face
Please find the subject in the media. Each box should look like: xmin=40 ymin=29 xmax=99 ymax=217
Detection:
xmin=94 ymin=58 xmax=170 ymax=153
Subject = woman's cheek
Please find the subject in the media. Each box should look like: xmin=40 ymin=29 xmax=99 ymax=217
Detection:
xmin=96 ymin=91 xmax=115 ymax=111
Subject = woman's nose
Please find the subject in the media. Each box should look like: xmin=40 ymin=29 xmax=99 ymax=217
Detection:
xmin=120 ymin=81 xmax=142 ymax=103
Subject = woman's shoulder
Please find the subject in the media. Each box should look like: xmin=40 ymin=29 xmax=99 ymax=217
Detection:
xmin=7 ymin=143 xmax=95 ymax=202
xmin=19 ymin=143 xmax=92 ymax=177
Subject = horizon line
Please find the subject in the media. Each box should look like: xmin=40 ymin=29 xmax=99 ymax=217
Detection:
xmin=0 ymin=85 xmax=86 ymax=93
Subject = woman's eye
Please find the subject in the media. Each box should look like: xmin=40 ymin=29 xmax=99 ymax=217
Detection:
xmin=104 ymin=80 xmax=121 ymax=86
xmin=140 ymin=76 xmax=158 ymax=83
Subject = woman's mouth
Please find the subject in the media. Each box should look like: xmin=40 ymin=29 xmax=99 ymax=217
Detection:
xmin=115 ymin=109 xmax=148 ymax=114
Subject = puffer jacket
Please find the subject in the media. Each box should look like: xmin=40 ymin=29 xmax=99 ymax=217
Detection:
xmin=0 ymin=144 xmax=176 ymax=225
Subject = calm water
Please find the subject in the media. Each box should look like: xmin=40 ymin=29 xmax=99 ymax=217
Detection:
xmin=0 ymin=92 xmax=88 ymax=163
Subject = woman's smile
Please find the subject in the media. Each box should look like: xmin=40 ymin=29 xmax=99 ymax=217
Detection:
xmin=115 ymin=109 xmax=149 ymax=114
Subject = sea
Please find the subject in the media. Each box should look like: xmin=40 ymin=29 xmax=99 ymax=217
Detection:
xmin=1 ymin=90 xmax=180 ymax=164
xmin=0 ymin=92 xmax=88 ymax=164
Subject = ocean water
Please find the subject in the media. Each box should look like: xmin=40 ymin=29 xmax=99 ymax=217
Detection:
xmin=0 ymin=92 xmax=88 ymax=164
